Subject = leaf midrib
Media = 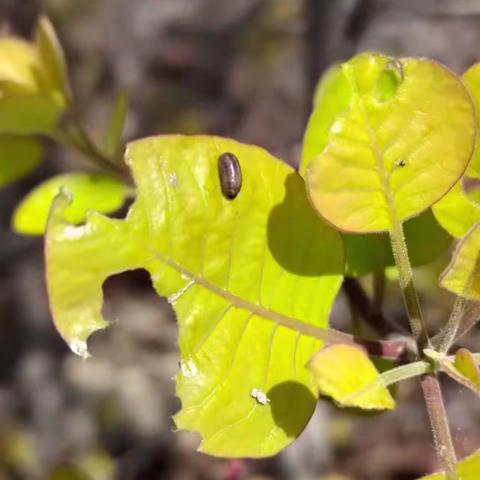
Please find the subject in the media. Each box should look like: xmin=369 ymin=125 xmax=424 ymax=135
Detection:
xmin=148 ymin=247 xmax=349 ymax=343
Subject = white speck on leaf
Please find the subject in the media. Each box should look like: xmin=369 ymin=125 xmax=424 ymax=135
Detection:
xmin=250 ymin=388 xmax=270 ymax=405
xmin=180 ymin=359 xmax=198 ymax=377
xmin=69 ymin=339 xmax=90 ymax=359
xmin=331 ymin=120 xmax=343 ymax=134
xmin=169 ymin=173 xmax=177 ymax=188
xmin=63 ymin=225 xmax=87 ymax=240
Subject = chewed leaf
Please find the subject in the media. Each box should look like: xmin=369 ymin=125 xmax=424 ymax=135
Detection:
xmin=45 ymin=135 xmax=345 ymax=457
xmin=307 ymin=344 xmax=394 ymax=410
xmin=441 ymin=224 xmax=480 ymax=299
xmin=45 ymin=191 xmax=151 ymax=358
xmin=433 ymin=182 xmax=480 ymax=238
xmin=0 ymin=136 xmax=43 ymax=188
xmin=13 ymin=173 xmax=128 ymax=235
xmin=418 ymin=449 xmax=480 ymax=479
xmin=303 ymin=53 xmax=475 ymax=233
xmin=441 ymin=348 xmax=480 ymax=396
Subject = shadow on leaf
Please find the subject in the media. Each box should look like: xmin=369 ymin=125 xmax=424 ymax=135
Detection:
xmin=267 ymin=172 xmax=344 ymax=276
xmin=267 ymin=380 xmax=317 ymax=438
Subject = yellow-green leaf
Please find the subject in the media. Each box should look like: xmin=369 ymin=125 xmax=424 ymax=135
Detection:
xmin=418 ymin=449 xmax=480 ymax=479
xmin=441 ymin=348 xmax=480 ymax=396
xmin=432 ymin=63 xmax=480 ymax=237
xmin=0 ymin=96 xmax=63 ymax=135
xmin=13 ymin=173 xmax=128 ymax=235
xmin=454 ymin=348 xmax=480 ymax=387
xmin=301 ymin=63 xmax=352 ymax=177
xmin=35 ymin=15 xmax=70 ymax=98
xmin=441 ymin=224 xmax=480 ymax=299
xmin=303 ymin=53 xmax=475 ymax=233
xmin=104 ymin=90 xmax=127 ymax=159
xmin=0 ymin=38 xmax=42 ymax=95
xmin=0 ymin=32 xmax=65 ymax=135
xmin=0 ymin=136 xmax=43 ymax=187
xmin=307 ymin=344 xmax=394 ymax=410
xmin=45 ymin=135 xmax=345 ymax=457
xmin=462 ymin=63 xmax=480 ymax=179
xmin=344 ymin=209 xmax=451 ymax=276
xmin=433 ymin=182 xmax=480 ymax=239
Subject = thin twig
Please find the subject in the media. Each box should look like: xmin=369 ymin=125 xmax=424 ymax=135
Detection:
xmin=432 ymin=300 xmax=480 ymax=349
xmin=437 ymin=296 xmax=471 ymax=353
xmin=52 ymin=117 xmax=130 ymax=182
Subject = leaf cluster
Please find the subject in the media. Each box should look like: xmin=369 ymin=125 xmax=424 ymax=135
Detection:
xmin=3 ymin=17 xmax=480 ymax=479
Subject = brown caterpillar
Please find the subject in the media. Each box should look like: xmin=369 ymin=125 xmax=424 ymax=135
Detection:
xmin=217 ymin=152 xmax=242 ymax=199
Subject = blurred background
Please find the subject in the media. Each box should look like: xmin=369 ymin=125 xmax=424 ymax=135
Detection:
xmin=1 ymin=0 xmax=480 ymax=479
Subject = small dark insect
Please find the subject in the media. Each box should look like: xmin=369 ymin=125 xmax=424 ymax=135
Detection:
xmin=396 ymin=159 xmax=406 ymax=167
xmin=218 ymin=152 xmax=242 ymax=199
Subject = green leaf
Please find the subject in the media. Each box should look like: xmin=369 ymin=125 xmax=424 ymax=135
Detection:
xmin=433 ymin=182 xmax=480 ymax=239
xmin=35 ymin=15 xmax=70 ymax=98
xmin=13 ymin=173 xmax=128 ymax=235
xmin=303 ymin=53 xmax=475 ymax=233
xmin=454 ymin=348 xmax=480 ymax=387
xmin=432 ymin=63 xmax=480 ymax=238
xmin=45 ymin=135 xmax=344 ymax=457
xmin=418 ymin=449 xmax=480 ymax=479
xmin=345 ymin=209 xmax=451 ymax=276
xmin=0 ymin=38 xmax=42 ymax=95
xmin=440 ymin=348 xmax=480 ymax=396
xmin=440 ymin=224 xmax=480 ymax=299
xmin=0 ymin=96 xmax=63 ymax=135
xmin=49 ymin=466 xmax=90 ymax=480
xmin=462 ymin=63 xmax=480 ymax=179
xmin=0 ymin=136 xmax=43 ymax=187
xmin=425 ymin=347 xmax=480 ymax=396
xmin=307 ymin=344 xmax=394 ymax=410
xmin=0 ymin=32 xmax=66 ymax=135
xmin=301 ymin=63 xmax=352 ymax=177
xmin=103 ymin=90 xmax=127 ymax=159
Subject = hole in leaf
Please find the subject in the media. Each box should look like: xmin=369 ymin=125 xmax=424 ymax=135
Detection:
xmin=99 ymin=269 xmax=176 ymax=352
xmin=375 ymin=60 xmax=403 ymax=102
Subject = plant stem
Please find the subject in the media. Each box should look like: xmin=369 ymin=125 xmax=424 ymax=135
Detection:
xmin=389 ymin=220 xmax=457 ymax=477
xmin=437 ymin=295 xmax=470 ymax=353
xmin=389 ymin=220 xmax=430 ymax=351
xmin=421 ymin=374 xmax=457 ymax=480
xmin=343 ymin=360 xmax=432 ymax=405
xmin=433 ymin=300 xmax=480 ymax=349
xmin=51 ymin=109 xmax=130 ymax=182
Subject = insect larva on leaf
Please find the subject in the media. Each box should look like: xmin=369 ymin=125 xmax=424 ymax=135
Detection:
xmin=217 ymin=152 xmax=242 ymax=200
